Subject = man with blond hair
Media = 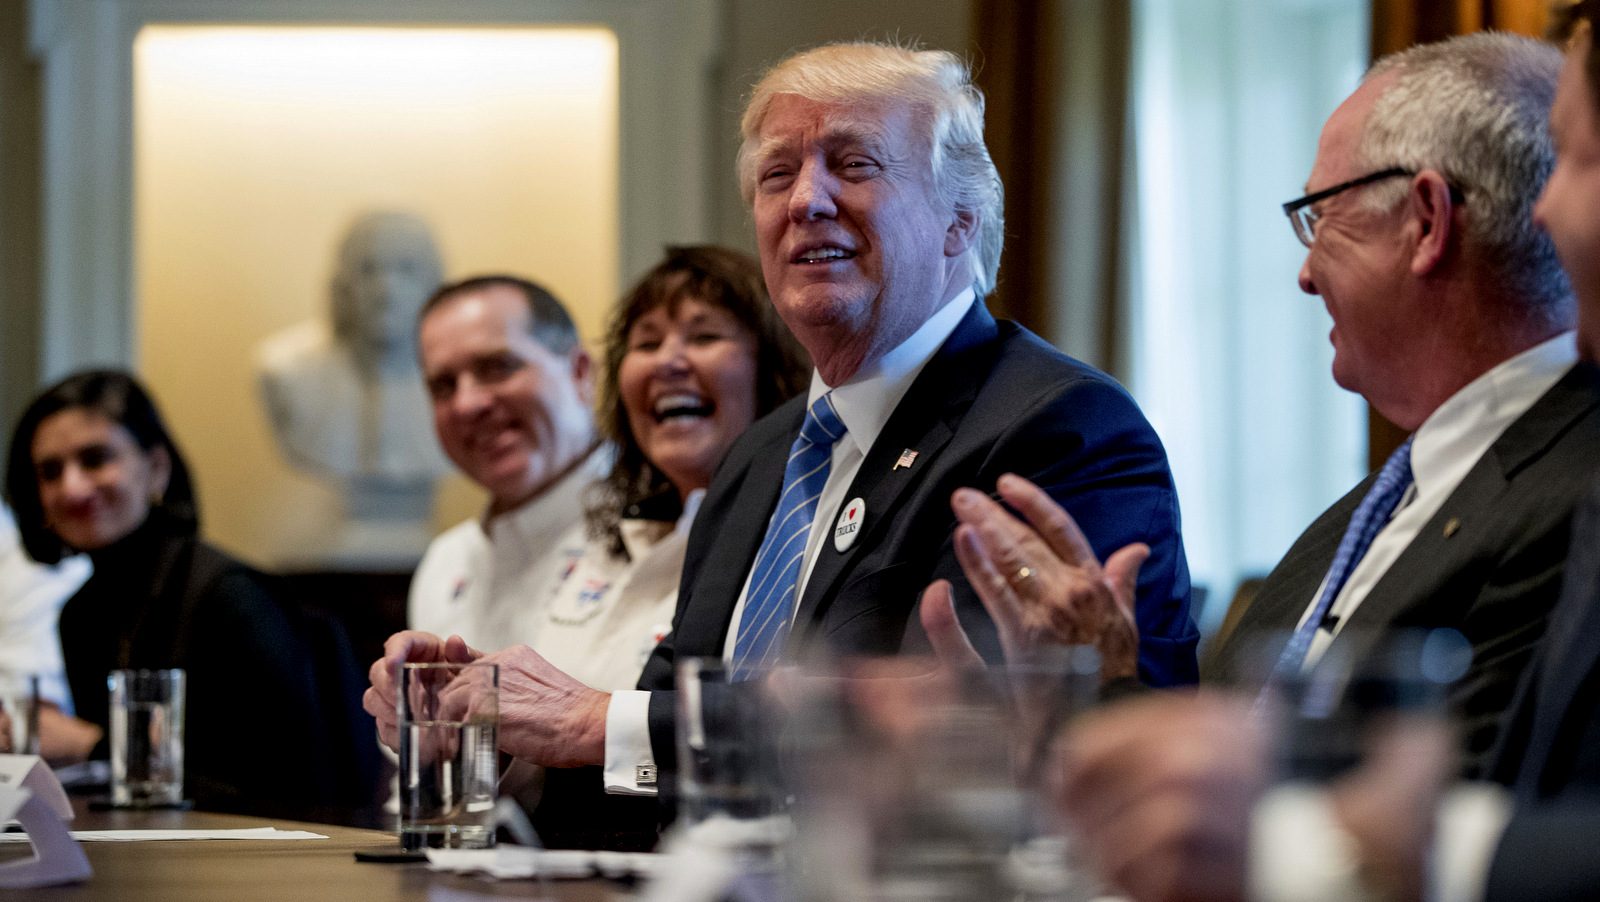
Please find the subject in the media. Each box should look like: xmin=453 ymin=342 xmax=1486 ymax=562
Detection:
xmin=366 ymin=41 xmax=1196 ymax=844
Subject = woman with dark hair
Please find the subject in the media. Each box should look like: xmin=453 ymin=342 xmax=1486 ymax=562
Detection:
xmin=4 ymin=371 xmax=373 ymax=810
xmin=519 ymin=245 xmax=808 ymax=691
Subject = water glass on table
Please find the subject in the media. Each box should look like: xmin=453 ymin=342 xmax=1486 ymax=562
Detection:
xmin=109 ymin=668 xmax=185 ymax=808
xmin=398 ymin=661 xmax=499 ymax=851
xmin=675 ymin=656 xmax=785 ymax=831
xmin=2 ymin=674 xmax=42 ymax=756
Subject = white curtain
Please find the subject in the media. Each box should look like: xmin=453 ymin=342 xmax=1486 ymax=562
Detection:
xmin=1126 ymin=0 xmax=1370 ymax=632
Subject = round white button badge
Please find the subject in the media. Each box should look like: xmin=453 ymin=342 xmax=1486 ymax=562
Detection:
xmin=834 ymin=497 xmax=866 ymax=552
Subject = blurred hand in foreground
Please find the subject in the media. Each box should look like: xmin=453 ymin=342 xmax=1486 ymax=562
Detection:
xmin=1055 ymin=692 xmax=1265 ymax=902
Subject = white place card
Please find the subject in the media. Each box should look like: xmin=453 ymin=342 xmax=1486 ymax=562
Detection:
xmin=0 ymin=754 xmax=92 ymax=888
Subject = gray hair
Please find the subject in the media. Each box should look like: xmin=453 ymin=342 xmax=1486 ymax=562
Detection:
xmin=736 ymin=41 xmax=1005 ymax=297
xmin=1358 ymin=32 xmax=1572 ymax=320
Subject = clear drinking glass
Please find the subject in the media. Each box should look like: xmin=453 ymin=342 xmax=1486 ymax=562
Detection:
xmin=1262 ymin=627 xmax=1470 ymax=783
xmin=397 ymin=661 xmax=499 ymax=851
xmin=109 ymin=669 xmax=185 ymax=807
xmin=786 ymin=648 xmax=1105 ymax=902
xmin=2 ymin=674 xmax=41 ymax=756
xmin=675 ymin=657 xmax=783 ymax=829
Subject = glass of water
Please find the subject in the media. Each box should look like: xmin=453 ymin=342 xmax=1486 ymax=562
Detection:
xmin=398 ymin=661 xmax=499 ymax=851
xmin=109 ymin=668 xmax=185 ymax=807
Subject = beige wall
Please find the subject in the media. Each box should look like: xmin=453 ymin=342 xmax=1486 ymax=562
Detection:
xmin=133 ymin=26 xmax=619 ymax=568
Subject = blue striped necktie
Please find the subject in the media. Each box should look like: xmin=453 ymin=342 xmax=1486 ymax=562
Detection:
xmin=1273 ymin=436 xmax=1415 ymax=679
xmin=731 ymin=393 xmax=848 ymax=678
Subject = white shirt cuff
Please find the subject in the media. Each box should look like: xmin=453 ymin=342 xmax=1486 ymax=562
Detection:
xmin=1430 ymin=783 xmax=1512 ymax=902
xmin=602 ymin=689 xmax=659 ymax=796
xmin=1251 ymin=783 xmax=1377 ymax=902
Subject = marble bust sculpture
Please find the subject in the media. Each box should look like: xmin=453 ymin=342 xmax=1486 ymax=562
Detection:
xmin=257 ymin=211 xmax=452 ymax=570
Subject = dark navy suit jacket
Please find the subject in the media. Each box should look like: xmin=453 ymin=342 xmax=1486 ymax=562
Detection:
xmin=637 ymin=301 xmax=1198 ymax=772
xmin=535 ymin=302 xmax=1197 ymax=846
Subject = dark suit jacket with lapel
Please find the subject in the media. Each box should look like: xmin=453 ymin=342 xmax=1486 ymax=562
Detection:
xmin=637 ymin=301 xmax=1199 ymax=773
xmin=1203 ymin=362 xmax=1600 ymax=776
xmin=1480 ymin=474 xmax=1600 ymax=902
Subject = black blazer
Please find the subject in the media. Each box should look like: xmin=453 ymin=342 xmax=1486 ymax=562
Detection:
xmin=1481 ymin=474 xmax=1600 ymax=901
xmin=638 ymin=301 xmax=1198 ymax=770
xmin=1203 ymin=362 xmax=1600 ymax=775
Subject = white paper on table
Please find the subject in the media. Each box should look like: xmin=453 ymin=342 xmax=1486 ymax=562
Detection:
xmin=0 ymin=827 xmax=327 ymax=843
xmin=425 ymin=846 xmax=662 ymax=880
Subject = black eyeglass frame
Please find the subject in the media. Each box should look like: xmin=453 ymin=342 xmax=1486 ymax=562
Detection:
xmin=1282 ymin=168 xmax=1464 ymax=248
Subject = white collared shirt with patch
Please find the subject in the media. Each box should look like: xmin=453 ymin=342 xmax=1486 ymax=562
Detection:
xmin=408 ymin=446 xmax=611 ymax=652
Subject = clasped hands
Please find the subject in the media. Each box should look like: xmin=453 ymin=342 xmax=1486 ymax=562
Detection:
xmin=362 ymin=632 xmax=610 ymax=769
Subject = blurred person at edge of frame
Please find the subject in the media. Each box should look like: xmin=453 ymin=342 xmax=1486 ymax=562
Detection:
xmin=4 ymin=371 xmax=376 ymax=811
xmin=0 ymin=500 xmax=91 ymax=763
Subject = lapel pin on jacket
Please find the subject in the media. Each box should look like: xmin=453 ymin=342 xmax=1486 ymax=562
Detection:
xmin=1443 ymin=517 xmax=1461 ymax=538
xmin=894 ymin=449 xmax=919 ymax=470
xmin=835 ymin=498 xmax=866 ymax=552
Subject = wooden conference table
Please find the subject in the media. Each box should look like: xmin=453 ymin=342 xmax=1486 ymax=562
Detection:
xmin=2 ymin=799 xmax=621 ymax=902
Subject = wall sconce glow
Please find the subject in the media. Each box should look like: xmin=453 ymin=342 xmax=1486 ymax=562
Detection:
xmin=135 ymin=26 xmax=619 ymax=108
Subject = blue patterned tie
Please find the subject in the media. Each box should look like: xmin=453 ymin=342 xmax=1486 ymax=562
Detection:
xmin=731 ymin=393 xmax=848 ymax=678
xmin=1273 ymin=437 xmax=1415 ymax=678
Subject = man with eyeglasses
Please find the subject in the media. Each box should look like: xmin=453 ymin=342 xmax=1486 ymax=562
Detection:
xmin=1007 ymin=18 xmax=1600 ymax=902
xmin=932 ymin=28 xmax=1600 ymax=902
xmin=951 ymin=32 xmax=1600 ymax=779
xmin=1198 ymin=33 xmax=1600 ymax=772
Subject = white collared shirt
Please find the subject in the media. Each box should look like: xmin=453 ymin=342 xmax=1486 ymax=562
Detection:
xmin=407 ymin=446 xmax=611 ymax=652
xmin=603 ymin=288 xmax=979 ymax=795
xmin=1296 ymin=332 xmax=1578 ymax=669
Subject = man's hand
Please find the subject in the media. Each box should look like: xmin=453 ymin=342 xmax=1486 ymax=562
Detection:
xmin=452 ymin=644 xmax=610 ymax=769
xmin=950 ymin=473 xmax=1145 ymax=680
xmin=1327 ymin=716 xmax=1455 ymax=902
xmin=363 ymin=630 xmax=479 ymax=750
xmin=1056 ymin=692 xmax=1266 ymax=902
xmin=38 ymin=705 xmax=100 ymax=766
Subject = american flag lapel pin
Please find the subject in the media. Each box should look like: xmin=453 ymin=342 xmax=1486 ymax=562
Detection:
xmin=894 ymin=449 xmax=919 ymax=470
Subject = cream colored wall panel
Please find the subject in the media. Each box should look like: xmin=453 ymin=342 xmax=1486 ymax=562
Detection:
xmin=134 ymin=26 xmax=619 ymax=567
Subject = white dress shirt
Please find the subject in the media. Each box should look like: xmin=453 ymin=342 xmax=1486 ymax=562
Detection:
xmin=0 ymin=504 xmax=89 ymax=711
xmin=408 ymin=446 xmax=610 ymax=652
xmin=1296 ymin=332 xmax=1578 ymax=670
xmin=603 ymin=289 xmax=979 ymax=795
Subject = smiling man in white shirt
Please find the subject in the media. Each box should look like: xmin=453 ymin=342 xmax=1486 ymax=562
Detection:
xmin=405 ymin=275 xmax=606 ymax=653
